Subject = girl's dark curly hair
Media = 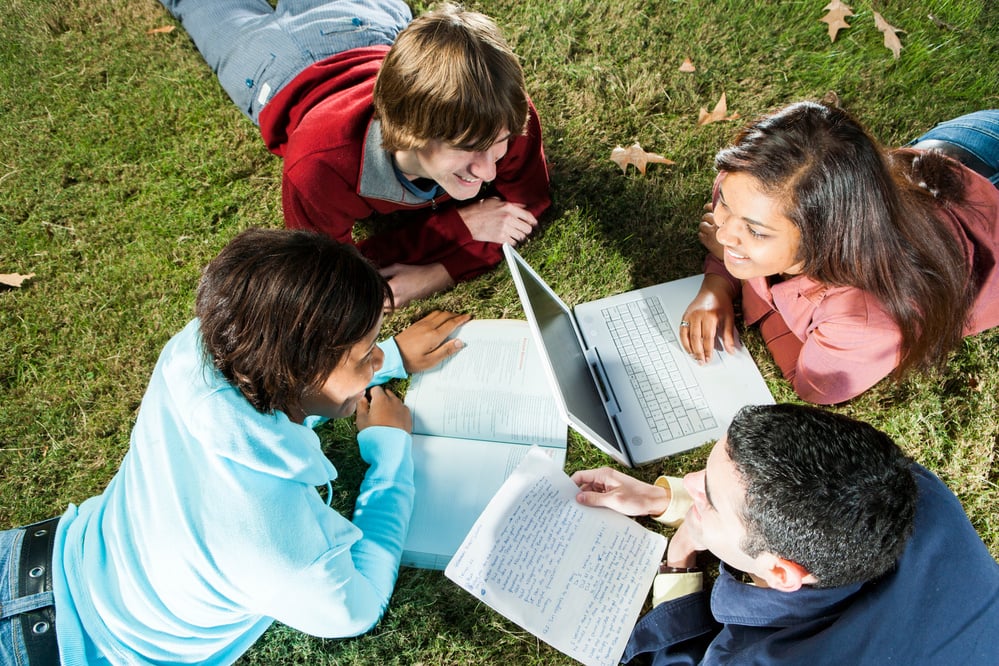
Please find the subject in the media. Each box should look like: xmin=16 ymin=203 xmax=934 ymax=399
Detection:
xmin=196 ymin=228 xmax=391 ymax=416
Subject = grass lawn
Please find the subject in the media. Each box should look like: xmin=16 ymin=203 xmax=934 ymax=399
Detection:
xmin=1 ymin=1 xmax=997 ymax=664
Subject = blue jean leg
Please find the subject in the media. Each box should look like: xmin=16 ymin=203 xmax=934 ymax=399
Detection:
xmin=158 ymin=0 xmax=411 ymax=123
xmin=1 ymin=527 xmax=29 ymax=666
xmin=910 ymin=110 xmax=999 ymax=185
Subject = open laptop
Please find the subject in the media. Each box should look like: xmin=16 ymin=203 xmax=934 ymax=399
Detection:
xmin=504 ymin=244 xmax=774 ymax=466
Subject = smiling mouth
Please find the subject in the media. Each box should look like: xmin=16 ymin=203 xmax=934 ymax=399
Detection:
xmin=456 ymin=174 xmax=480 ymax=184
xmin=725 ymin=248 xmax=748 ymax=260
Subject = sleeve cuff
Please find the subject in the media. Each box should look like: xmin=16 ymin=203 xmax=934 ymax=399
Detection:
xmin=371 ymin=338 xmax=407 ymax=385
xmin=651 ymin=476 xmax=693 ymax=527
xmin=652 ymin=570 xmax=704 ymax=607
xmin=356 ymin=425 xmax=413 ymax=471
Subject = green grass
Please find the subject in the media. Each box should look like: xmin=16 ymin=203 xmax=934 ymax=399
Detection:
xmin=2 ymin=1 xmax=997 ymax=664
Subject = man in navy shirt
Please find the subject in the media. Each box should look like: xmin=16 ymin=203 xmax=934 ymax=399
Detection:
xmin=572 ymin=404 xmax=999 ymax=664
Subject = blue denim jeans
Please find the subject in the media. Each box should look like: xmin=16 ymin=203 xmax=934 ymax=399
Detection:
xmin=158 ymin=0 xmax=412 ymax=123
xmin=910 ymin=110 xmax=999 ymax=185
xmin=1 ymin=526 xmax=56 ymax=666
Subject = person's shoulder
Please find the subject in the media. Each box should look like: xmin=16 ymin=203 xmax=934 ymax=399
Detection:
xmin=797 ymin=279 xmax=896 ymax=327
xmin=155 ymin=319 xmax=206 ymax=380
xmin=285 ymin=46 xmax=388 ymax=91
xmin=910 ymin=464 xmax=970 ymax=519
xmin=904 ymin=464 xmax=996 ymax=572
xmin=261 ymin=47 xmax=385 ymax=152
xmin=769 ymin=276 xmax=860 ymax=322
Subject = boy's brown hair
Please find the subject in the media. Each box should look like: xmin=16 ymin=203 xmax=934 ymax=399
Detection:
xmin=373 ymin=2 xmax=529 ymax=152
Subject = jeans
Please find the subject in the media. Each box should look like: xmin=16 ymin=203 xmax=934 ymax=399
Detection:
xmin=1 ymin=526 xmax=56 ymax=666
xmin=910 ymin=110 xmax=999 ymax=185
xmin=158 ymin=0 xmax=412 ymax=123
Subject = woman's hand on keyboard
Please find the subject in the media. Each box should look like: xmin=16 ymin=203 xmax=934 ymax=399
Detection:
xmin=680 ymin=274 xmax=738 ymax=364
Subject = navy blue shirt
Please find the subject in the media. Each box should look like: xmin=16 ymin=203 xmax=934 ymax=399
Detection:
xmin=623 ymin=465 xmax=999 ymax=665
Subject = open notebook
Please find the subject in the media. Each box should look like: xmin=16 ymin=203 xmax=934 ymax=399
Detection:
xmin=400 ymin=320 xmax=567 ymax=569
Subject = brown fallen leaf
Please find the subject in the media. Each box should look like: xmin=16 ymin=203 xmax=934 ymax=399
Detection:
xmin=0 ymin=273 xmax=35 ymax=288
xmin=146 ymin=25 xmax=176 ymax=35
xmin=697 ymin=92 xmax=740 ymax=126
xmin=610 ymin=143 xmax=675 ymax=175
xmin=819 ymin=0 xmax=854 ymax=42
xmin=873 ymin=11 xmax=904 ymax=59
xmin=679 ymin=57 xmax=696 ymax=73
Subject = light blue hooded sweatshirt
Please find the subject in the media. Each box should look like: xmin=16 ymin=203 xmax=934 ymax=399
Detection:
xmin=51 ymin=319 xmax=414 ymax=664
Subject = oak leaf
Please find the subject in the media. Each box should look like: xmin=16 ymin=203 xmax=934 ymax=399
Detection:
xmin=0 ymin=273 xmax=35 ymax=288
xmin=146 ymin=25 xmax=176 ymax=35
xmin=610 ymin=143 xmax=675 ymax=175
xmin=873 ymin=11 xmax=904 ymax=59
xmin=697 ymin=92 xmax=740 ymax=126
xmin=819 ymin=1 xmax=854 ymax=42
xmin=679 ymin=57 xmax=696 ymax=73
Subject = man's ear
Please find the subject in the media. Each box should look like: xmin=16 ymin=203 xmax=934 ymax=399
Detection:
xmin=759 ymin=555 xmax=816 ymax=592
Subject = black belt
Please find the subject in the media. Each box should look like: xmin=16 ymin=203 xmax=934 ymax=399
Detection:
xmin=911 ymin=138 xmax=998 ymax=181
xmin=18 ymin=516 xmax=60 ymax=666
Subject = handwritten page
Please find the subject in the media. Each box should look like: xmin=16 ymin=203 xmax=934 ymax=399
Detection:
xmin=446 ymin=448 xmax=666 ymax=666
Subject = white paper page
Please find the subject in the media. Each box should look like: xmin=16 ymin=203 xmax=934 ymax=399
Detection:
xmin=405 ymin=320 xmax=566 ymax=448
xmin=446 ymin=448 xmax=666 ymax=666
xmin=402 ymin=436 xmax=567 ymax=570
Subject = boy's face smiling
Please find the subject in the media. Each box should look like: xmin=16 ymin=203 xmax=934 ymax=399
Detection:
xmin=396 ymin=133 xmax=511 ymax=200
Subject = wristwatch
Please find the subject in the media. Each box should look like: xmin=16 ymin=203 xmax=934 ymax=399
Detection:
xmin=659 ymin=563 xmax=701 ymax=574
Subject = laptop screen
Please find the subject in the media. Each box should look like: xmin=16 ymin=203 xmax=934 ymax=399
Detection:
xmin=504 ymin=246 xmax=625 ymax=458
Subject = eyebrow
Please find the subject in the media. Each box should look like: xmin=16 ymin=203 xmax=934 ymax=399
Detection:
xmin=717 ymin=184 xmax=778 ymax=231
xmin=703 ymin=469 xmax=716 ymax=511
xmin=456 ymin=133 xmax=513 ymax=151
xmin=358 ymin=338 xmax=377 ymax=358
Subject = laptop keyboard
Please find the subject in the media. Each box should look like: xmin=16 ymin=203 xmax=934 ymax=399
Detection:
xmin=602 ymin=297 xmax=717 ymax=443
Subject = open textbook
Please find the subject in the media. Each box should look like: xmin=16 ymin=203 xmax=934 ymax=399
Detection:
xmin=401 ymin=320 xmax=568 ymax=570
xmin=446 ymin=448 xmax=667 ymax=666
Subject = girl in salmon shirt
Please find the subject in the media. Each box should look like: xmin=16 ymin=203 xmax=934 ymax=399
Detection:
xmin=680 ymin=102 xmax=999 ymax=404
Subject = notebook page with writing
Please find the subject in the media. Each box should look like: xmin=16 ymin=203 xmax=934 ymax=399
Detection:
xmin=446 ymin=448 xmax=666 ymax=666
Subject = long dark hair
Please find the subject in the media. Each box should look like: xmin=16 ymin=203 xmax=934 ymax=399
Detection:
xmin=716 ymin=101 xmax=974 ymax=376
xmin=196 ymin=228 xmax=391 ymax=416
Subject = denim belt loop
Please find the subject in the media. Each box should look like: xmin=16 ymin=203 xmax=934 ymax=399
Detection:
xmin=17 ymin=516 xmax=60 ymax=666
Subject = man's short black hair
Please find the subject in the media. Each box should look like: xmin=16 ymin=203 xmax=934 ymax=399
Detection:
xmin=726 ymin=404 xmax=917 ymax=588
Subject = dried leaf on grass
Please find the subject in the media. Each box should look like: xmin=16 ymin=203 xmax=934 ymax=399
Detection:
xmin=873 ymin=11 xmax=904 ymax=59
xmin=820 ymin=1 xmax=854 ymax=41
xmin=679 ymin=57 xmax=696 ymax=73
xmin=146 ymin=25 xmax=176 ymax=35
xmin=610 ymin=143 xmax=675 ymax=175
xmin=697 ymin=92 xmax=740 ymax=126
xmin=1 ymin=273 xmax=35 ymax=288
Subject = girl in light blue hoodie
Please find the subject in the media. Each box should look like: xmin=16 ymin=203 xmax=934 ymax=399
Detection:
xmin=0 ymin=228 xmax=469 ymax=665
